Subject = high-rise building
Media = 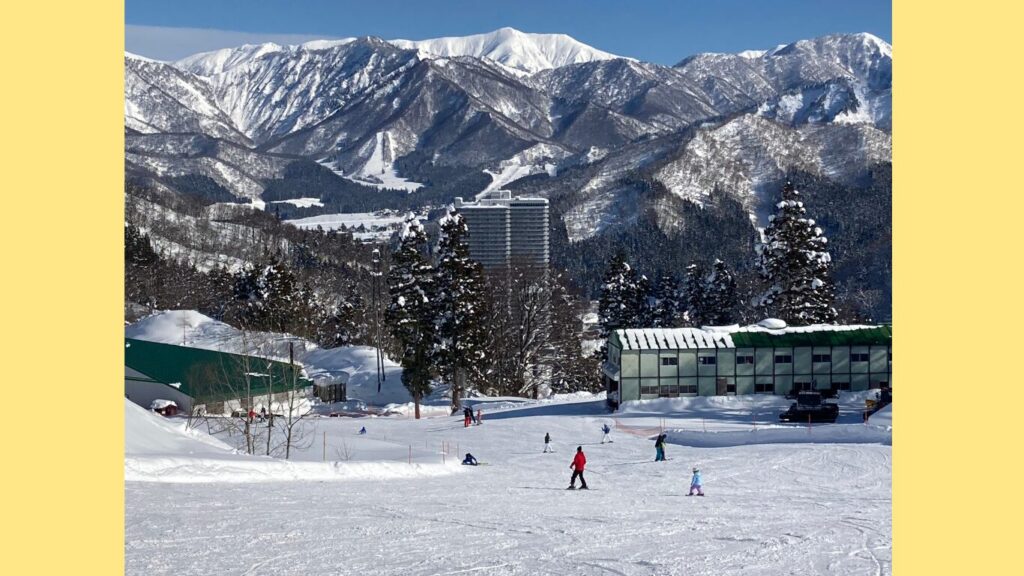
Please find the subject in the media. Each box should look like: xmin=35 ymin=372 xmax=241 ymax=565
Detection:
xmin=454 ymin=191 xmax=549 ymax=269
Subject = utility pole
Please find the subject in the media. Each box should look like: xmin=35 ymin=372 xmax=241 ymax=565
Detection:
xmin=371 ymin=248 xmax=384 ymax=393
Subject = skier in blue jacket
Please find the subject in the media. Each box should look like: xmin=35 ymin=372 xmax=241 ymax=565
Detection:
xmin=688 ymin=467 xmax=704 ymax=496
xmin=601 ymin=423 xmax=612 ymax=444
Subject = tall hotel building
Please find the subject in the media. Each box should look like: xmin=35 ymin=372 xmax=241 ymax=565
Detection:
xmin=453 ymin=191 xmax=550 ymax=269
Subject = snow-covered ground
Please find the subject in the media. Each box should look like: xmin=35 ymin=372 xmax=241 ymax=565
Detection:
xmin=285 ymin=210 xmax=408 ymax=242
xmin=126 ymin=390 xmax=891 ymax=575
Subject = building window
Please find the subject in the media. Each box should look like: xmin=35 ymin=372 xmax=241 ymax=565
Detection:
xmin=852 ymin=353 xmax=870 ymax=362
xmin=660 ymin=385 xmax=680 ymax=397
xmin=812 ymin=354 xmax=831 ymax=363
xmin=737 ymin=355 xmax=755 ymax=364
xmin=681 ymin=384 xmax=698 ymax=394
xmin=834 ymin=381 xmax=851 ymax=391
xmin=755 ymin=382 xmax=774 ymax=393
xmin=775 ymin=355 xmax=792 ymax=364
xmin=640 ymin=384 xmax=659 ymax=395
xmin=699 ymin=356 xmax=716 ymax=365
xmin=727 ymin=383 xmax=736 ymax=394
xmin=660 ymin=357 xmax=678 ymax=366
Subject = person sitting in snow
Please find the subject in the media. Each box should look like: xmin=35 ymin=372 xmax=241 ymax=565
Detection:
xmin=462 ymin=453 xmax=478 ymax=466
xmin=601 ymin=423 xmax=612 ymax=444
xmin=358 ymin=426 xmax=367 ymax=435
xmin=688 ymin=467 xmax=704 ymax=496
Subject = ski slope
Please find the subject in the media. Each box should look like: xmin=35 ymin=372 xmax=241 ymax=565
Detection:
xmin=126 ymin=394 xmax=891 ymax=575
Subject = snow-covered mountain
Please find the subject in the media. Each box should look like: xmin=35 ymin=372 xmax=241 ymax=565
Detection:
xmin=389 ymin=27 xmax=623 ymax=74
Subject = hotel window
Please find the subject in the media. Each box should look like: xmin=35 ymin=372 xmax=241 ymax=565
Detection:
xmin=661 ymin=357 xmax=678 ymax=366
xmin=812 ymin=354 xmax=831 ymax=363
xmin=851 ymin=353 xmax=870 ymax=362
xmin=699 ymin=356 xmax=717 ymax=365
xmin=755 ymin=382 xmax=774 ymax=393
xmin=775 ymin=355 xmax=792 ymax=364
xmin=737 ymin=355 xmax=755 ymax=364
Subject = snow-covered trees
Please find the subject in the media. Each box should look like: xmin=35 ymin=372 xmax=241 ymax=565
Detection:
xmin=682 ymin=263 xmax=707 ymax=327
xmin=433 ymin=210 xmax=490 ymax=412
xmin=757 ymin=182 xmax=838 ymax=325
xmin=703 ymin=259 xmax=739 ymax=326
xmin=597 ymin=254 xmax=647 ymax=344
xmin=386 ymin=216 xmax=437 ymax=419
xmin=650 ymin=274 xmax=682 ymax=327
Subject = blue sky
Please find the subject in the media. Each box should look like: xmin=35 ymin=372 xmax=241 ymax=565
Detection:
xmin=126 ymin=0 xmax=891 ymax=63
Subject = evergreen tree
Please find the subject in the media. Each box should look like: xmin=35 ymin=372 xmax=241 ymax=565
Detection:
xmin=385 ymin=216 xmax=437 ymax=419
xmin=703 ymin=259 xmax=739 ymax=325
xmin=650 ymin=274 xmax=682 ymax=327
xmin=433 ymin=209 xmax=490 ymax=412
xmin=756 ymin=182 xmax=838 ymax=325
xmin=233 ymin=259 xmax=299 ymax=332
xmin=682 ymin=263 xmax=708 ymax=327
xmin=597 ymin=253 xmax=645 ymax=343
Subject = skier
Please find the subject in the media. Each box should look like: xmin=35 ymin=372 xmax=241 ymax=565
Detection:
xmin=358 ymin=426 xmax=367 ymax=435
xmin=568 ymin=446 xmax=588 ymax=490
xmin=476 ymin=408 xmax=483 ymax=425
xmin=247 ymin=408 xmax=256 ymax=423
xmin=543 ymin=432 xmax=552 ymax=453
xmin=601 ymin=423 xmax=613 ymax=444
xmin=688 ymin=467 xmax=704 ymax=496
xmin=654 ymin=433 xmax=667 ymax=461
xmin=463 ymin=407 xmax=473 ymax=428
xmin=462 ymin=453 xmax=479 ymax=466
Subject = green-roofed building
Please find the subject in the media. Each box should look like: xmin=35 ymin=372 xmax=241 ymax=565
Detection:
xmin=602 ymin=324 xmax=892 ymax=410
xmin=125 ymin=338 xmax=315 ymax=415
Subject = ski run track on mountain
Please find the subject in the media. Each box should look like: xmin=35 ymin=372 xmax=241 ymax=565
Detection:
xmin=126 ymin=393 xmax=891 ymax=575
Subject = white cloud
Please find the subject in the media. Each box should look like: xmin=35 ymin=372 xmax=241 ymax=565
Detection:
xmin=125 ymin=24 xmax=340 ymax=62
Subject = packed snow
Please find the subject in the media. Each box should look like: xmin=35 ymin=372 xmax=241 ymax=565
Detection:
xmin=126 ymin=386 xmax=890 ymax=575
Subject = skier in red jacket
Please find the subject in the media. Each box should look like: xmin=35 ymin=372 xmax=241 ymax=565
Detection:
xmin=568 ymin=446 xmax=589 ymax=490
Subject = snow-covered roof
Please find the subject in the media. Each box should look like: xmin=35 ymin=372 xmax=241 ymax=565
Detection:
xmin=150 ymin=399 xmax=178 ymax=410
xmin=616 ymin=328 xmax=734 ymax=350
xmin=614 ymin=323 xmax=891 ymax=350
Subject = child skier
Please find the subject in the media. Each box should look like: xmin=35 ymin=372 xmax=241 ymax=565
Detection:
xmin=688 ymin=467 xmax=704 ymax=496
xmin=476 ymin=408 xmax=483 ymax=425
xmin=463 ymin=407 xmax=473 ymax=428
xmin=654 ymin=433 xmax=667 ymax=461
xmin=601 ymin=423 xmax=612 ymax=444
xmin=462 ymin=453 xmax=479 ymax=466
xmin=568 ymin=446 xmax=588 ymax=489
xmin=543 ymin=432 xmax=553 ymax=453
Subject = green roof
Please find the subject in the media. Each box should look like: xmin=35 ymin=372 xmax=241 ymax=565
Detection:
xmin=125 ymin=338 xmax=312 ymax=402
xmin=729 ymin=326 xmax=892 ymax=348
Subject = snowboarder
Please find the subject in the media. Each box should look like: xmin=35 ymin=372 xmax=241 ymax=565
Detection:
xmin=462 ymin=453 xmax=478 ymax=466
xmin=543 ymin=432 xmax=552 ymax=453
xmin=463 ymin=407 xmax=473 ymax=428
xmin=568 ymin=446 xmax=588 ymax=489
xmin=654 ymin=433 xmax=667 ymax=461
xmin=358 ymin=426 xmax=367 ymax=435
xmin=476 ymin=408 xmax=483 ymax=425
xmin=601 ymin=423 xmax=612 ymax=443
xmin=688 ymin=467 xmax=704 ymax=496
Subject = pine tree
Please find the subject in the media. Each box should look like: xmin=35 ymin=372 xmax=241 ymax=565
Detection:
xmin=650 ymin=274 xmax=682 ymax=327
xmin=682 ymin=263 xmax=708 ymax=327
xmin=703 ymin=259 xmax=739 ymax=326
xmin=385 ymin=216 xmax=436 ymax=419
xmin=433 ymin=209 xmax=490 ymax=413
xmin=598 ymin=254 xmax=645 ymax=340
xmin=232 ymin=258 xmax=300 ymax=332
xmin=757 ymin=182 xmax=838 ymax=325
